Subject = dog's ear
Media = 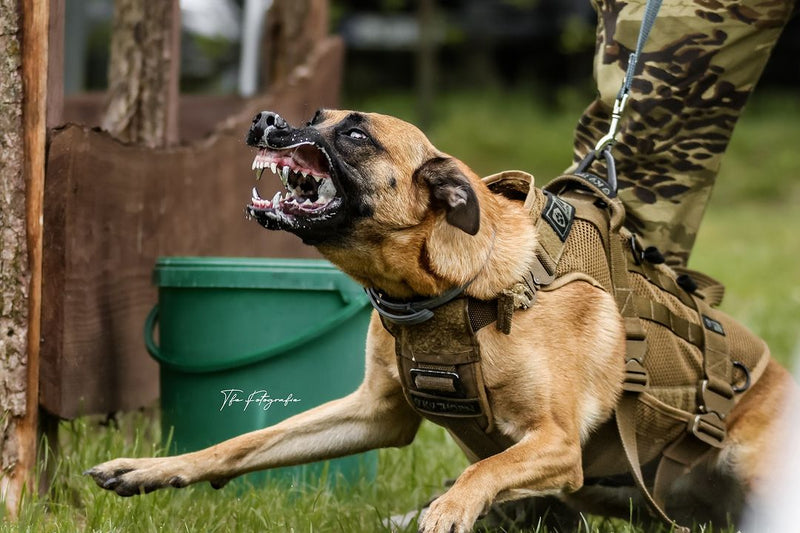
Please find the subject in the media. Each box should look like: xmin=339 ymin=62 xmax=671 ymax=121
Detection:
xmin=415 ymin=157 xmax=480 ymax=235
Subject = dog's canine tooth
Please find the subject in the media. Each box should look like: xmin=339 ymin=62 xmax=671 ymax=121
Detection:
xmin=255 ymin=168 xmax=264 ymax=180
xmin=270 ymin=162 xmax=278 ymax=174
xmin=282 ymin=166 xmax=290 ymax=182
xmin=271 ymin=191 xmax=282 ymax=205
xmin=251 ymin=186 xmax=261 ymax=200
xmin=318 ymin=179 xmax=336 ymax=199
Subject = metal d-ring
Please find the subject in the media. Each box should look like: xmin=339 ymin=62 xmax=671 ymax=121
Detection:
xmin=732 ymin=361 xmax=751 ymax=393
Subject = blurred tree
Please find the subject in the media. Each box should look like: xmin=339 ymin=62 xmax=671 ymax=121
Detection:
xmin=417 ymin=0 xmax=437 ymax=128
xmin=101 ymin=0 xmax=180 ymax=147
xmin=262 ymin=0 xmax=328 ymax=91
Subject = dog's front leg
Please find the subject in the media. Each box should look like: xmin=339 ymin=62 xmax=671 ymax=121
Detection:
xmin=418 ymin=419 xmax=582 ymax=533
xmin=87 ymin=384 xmax=420 ymax=496
xmin=87 ymin=323 xmax=422 ymax=496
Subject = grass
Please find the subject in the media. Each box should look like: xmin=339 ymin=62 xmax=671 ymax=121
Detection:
xmin=3 ymin=88 xmax=798 ymax=532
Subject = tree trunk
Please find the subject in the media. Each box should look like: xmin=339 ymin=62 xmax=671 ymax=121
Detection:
xmin=1 ymin=0 xmax=48 ymax=518
xmin=0 ymin=2 xmax=28 ymax=511
xmin=101 ymin=0 xmax=180 ymax=148
xmin=262 ymin=0 xmax=328 ymax=91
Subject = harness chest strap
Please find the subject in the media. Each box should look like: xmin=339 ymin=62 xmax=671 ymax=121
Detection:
xmin=381 ymin=298 xmax=515 ymax=460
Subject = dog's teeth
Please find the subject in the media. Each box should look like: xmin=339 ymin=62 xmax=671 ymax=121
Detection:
xmin=271 ymin=192 xmax=282 ymax=205
xmin=255 ymin=168 xmax=264 ymax=180
xmin=270 ymin=162 xmax=278 ymax=174
xmin=300 ymin=170 xmax=308 ymax=179
xmin=251 ymin=159 xmax=257 ymax=170
xmin=282 ymin=166 xmax=290 ymax=181
xmin=318 ymin=179 xmax=336 ymax=199
xmin=252 ymin=186 xmax=261 ymax=200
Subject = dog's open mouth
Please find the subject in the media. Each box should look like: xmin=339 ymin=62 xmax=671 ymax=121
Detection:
xmin=245 ymin=142 xmax=342 ymax=230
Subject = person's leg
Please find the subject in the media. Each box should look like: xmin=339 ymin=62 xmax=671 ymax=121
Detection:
xmin=573 ymin=0 xmax=796 ymax=266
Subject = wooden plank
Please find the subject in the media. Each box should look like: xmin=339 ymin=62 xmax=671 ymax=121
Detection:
xmin=63 ymin=94 xmax=257 ymax=143
xmin=40 ymin=37 xmax=344 ymax=418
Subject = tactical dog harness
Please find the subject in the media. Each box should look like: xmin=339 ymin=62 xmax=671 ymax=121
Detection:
xmin=368 ymin=170 xmax=770 ymax=531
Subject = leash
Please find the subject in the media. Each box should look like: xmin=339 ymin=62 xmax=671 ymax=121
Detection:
xmin=573 ymin=3 xmax=697 ymax=532
xmin=575 ymin=0 xmax=663 ymax=194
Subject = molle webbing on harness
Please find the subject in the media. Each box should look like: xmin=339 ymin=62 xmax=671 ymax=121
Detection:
xmin=380 ymin=299 xmax=514 ymax=459
xmin=545 ymin=172 xmax=768 ymax=530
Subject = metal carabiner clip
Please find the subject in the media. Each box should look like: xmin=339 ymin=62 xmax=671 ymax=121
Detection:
xmin=594 ymin=92 xmax=629 ymax=153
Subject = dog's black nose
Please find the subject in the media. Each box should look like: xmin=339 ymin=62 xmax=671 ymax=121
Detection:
xmin=246 ymin=111 xmax=288 ymax=146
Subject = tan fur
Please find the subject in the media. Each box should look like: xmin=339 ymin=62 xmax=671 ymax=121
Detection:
xmin=87 ymin=111 xmax=798 ymax=532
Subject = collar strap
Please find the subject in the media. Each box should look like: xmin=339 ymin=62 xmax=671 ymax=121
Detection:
xmin=368 ymin=229 xmax=498 ymax=326
xmin=366 ymin=284 xmax=467 ymax=325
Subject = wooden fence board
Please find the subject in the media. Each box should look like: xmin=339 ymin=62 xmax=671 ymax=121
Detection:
xmin=40 ymin=38 xmax=343 ymax=418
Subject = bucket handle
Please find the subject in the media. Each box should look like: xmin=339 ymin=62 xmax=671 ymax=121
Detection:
xmin=144 ymin=295 xmax=369 ymax=374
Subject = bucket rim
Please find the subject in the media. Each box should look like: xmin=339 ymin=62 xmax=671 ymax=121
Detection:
xmin=152 ymin=257 xmax=362 ymax=295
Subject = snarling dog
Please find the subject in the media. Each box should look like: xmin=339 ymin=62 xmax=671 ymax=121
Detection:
xmin=87 ymin=110 xmax=797 ymax=532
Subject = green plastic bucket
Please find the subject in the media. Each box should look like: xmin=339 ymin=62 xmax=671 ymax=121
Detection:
xmin=145 ymin=257 xmax=375 ymax=487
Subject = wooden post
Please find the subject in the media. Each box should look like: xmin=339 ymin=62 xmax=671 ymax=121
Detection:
xmin=102 ymin=0 xmax=180 ymax=147
xmin=0 ymin=0 xmax=48 ymax=518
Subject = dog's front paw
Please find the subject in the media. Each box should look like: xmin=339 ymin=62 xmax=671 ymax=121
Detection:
xmin=84 ymin=458 xmax=190 ymax=497
xmin=417 ymin=494 xmax=483 ymax=533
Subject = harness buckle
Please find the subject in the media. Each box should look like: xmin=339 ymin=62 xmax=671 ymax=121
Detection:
xmin=697 ymin=379 xmax=735 ymax=419
xmin=622 ymin=358 xmax=649 ymax=393
xmin=689 ymin=412 xmax=726 ymax=447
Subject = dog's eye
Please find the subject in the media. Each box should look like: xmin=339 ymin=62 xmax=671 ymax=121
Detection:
xmin=345 ymin=128 xmax=368 ymax=141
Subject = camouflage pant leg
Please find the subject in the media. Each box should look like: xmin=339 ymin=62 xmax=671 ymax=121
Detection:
xmin=572 ymin=0 xmax=797 ymax=266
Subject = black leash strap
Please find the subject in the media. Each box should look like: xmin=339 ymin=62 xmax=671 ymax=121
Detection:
xmin=576 ymin=0 xmax=663 ymax=193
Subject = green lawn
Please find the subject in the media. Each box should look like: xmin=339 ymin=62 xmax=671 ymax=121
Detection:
xmin=4 ymin=89 xmax=798 ymax=532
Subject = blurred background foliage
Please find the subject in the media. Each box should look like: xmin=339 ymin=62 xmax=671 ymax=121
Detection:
xmin=66 ymin=1 xmax=800 ymax=104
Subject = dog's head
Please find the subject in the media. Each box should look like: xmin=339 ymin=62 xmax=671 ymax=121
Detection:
xmin=245 ymin=109 xmax=480 ymax=247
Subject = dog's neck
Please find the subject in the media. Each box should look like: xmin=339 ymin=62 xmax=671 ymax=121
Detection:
xmin=318 ymin=184 xmax=537 ymax=301
xmin=426 ymin=189 xmax=538 ymax=300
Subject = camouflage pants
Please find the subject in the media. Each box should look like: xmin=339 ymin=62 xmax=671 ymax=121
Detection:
xmin=572 ymin=0 xmax=797 ymax=266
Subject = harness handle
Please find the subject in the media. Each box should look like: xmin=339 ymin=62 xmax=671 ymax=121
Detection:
xmin=574 ymin=147 xmax=618 ymax=195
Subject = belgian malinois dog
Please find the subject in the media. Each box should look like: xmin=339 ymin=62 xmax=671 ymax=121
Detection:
xmin=88 ymin=110 xmax=797 ymax=532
